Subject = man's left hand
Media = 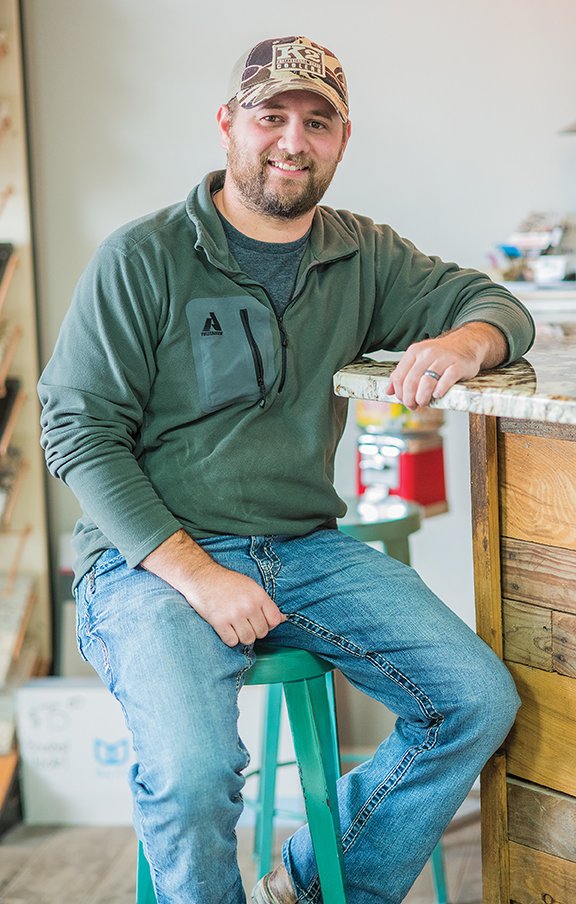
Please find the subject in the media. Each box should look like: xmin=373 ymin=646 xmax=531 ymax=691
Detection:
xmin=385 ymin=322 xmax=508 ymax=410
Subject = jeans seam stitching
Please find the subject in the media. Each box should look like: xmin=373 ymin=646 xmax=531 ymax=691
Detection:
xmin=235 ymin=644 xmax=255 ymax=693
xmin=288 ymin=612 xmax=444 ymax=722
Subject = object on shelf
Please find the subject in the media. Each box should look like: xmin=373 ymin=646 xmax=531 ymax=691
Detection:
xmin=491 ymin=212 xmax=576 ymax=283
xmin=0 ymin=446 xmax=24 ymax=527
xmin=507 ymin=211 xmax=566 ymax=255
xmin=0 ymin=376 xmax=22 ymax=454
xmin=0 ymin=243 xmax=14 ymax=285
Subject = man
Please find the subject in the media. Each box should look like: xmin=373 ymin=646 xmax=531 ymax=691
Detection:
xmin=39 ymin=35 xmax=534 ymax=904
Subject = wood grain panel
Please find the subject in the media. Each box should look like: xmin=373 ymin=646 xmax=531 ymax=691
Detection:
xmin=470 ymin=415 xmax=503 ymax=655
xmin=553 ymin=611 xmax=576 ymax=678
xmin=509 ymin=840 xmax=576 ymax=903
xmin=480 ymin=750 xmax=510 ymax=904
xmin=499 ymin=417 xmax=576 ymax=441
xmin=501 ymin=537 xmax=576 ymax=615
xmin=508 ymin=777 xmax=576 ymax=863
xmin=500 ymin=432 xmax=576 ymax=550
xmin=503 ymin=598 xmax=552 ymax=670
xmin=506 ymin=662 xmax=576 ymax=797
xmin=469 ymin=415 xmax=509 ymax=904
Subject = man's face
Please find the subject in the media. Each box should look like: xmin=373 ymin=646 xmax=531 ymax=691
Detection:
xmin=219 ymin=90 xmax=351 ymax=219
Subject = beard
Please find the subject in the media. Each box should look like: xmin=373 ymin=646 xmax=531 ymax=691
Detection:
xmin=226 ymin=134 xmax=341 ymax=220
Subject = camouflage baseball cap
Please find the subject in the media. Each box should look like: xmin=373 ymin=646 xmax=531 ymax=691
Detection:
xmin=227 ymin=36 xmax=349 ymax=123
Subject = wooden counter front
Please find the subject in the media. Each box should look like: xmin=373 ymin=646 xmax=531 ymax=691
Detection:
xmin=470 ymin=414 xmax=576 ymax=904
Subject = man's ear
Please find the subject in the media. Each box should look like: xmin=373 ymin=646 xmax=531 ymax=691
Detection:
xmin=216 ymin=104 xmax=233 ymax=150
xmin=338 ymin=120 xmax=352 ymax=163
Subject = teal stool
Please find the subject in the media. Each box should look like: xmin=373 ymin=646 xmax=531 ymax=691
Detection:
xmin=248 ymin=495 xmax=451 ymax=904
xmin=135 ymin=645 xmax=346 ymax=903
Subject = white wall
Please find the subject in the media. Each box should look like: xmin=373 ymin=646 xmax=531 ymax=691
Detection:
xmin=23 ymin=0 xmax=576 ymax=632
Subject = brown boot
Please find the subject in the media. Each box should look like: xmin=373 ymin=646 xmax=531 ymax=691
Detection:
xmin=250 ymin=863 xmax=298 ymax=903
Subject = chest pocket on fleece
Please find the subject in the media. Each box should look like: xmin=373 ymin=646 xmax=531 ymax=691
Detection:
xmin=186 ymin=296 xmax=277 ymax=414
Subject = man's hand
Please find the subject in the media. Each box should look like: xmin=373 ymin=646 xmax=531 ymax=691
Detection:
xmin=385 ymin=322 xmax=508 ymax=410
xmin=141 ymin=530 xmax=286 ymax=647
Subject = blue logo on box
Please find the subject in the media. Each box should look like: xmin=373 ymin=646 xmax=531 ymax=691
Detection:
xmin=93 ymin=738 xmax=130 ymax=767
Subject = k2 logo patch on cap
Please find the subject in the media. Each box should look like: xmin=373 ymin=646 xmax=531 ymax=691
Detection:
xmin=273 ymin=42 xmax=325 ymax=77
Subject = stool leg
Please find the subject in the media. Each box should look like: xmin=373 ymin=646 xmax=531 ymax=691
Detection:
xmin=384 ymin=537 xmax=410 ymax=565
xmin=283 ymin=674 xmax=347 ymax=904
xmin=254 ymin=683 xmax=283 ymax=878
xmin=136 ymin=840 xmax=157 ymax=904
xmin=430 ymin=840 xmax=450 ymax=903
xmin=325 ymin=670 xmax=342 ymax=779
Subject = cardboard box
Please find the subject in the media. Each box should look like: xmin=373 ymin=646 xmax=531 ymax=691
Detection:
xmin=16 ymin=678 xmax=305 ymax=828
xmin=16 ymin=677 xmax=134 ymax=825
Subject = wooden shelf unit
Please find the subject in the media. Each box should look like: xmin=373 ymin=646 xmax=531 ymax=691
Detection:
xmin=0 ymin=0 xmax=51 ymax=813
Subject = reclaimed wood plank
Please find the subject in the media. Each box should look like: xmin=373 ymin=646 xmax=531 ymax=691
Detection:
xmin=500 ymin=432 xmax=576 ymax=550
xmin=499 ymin=417 xmax=576 ymax=442
xmin=501 ymin=537 xmax=576 ymax=615
xmin=508 ymin=777 xmax=576 ymax=863
xmin=552 ymin=610 xmax=576 ymax=678
xmin=509 ymin=839 xmax=576 ymax=903
xmin=503 ymin=598 xmax=552 ymax=670
xmin=469 ymin=415 xmax=509 ymax=904
xmin=506 ymin=662 xmax=576 ymax=797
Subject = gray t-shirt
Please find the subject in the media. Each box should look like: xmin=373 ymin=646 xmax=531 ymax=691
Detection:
xmin=218 ymin=211 xmax=311 ymax=316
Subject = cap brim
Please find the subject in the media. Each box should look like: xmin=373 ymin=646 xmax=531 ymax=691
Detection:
xmin=238 ymin=78 xmax=348 ymax=123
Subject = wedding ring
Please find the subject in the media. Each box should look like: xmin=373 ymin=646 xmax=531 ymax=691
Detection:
xmin=424 ymin=370 xmax=441 ymax=381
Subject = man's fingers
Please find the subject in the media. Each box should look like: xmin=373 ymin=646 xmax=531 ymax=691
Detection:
xmin=217 ymin=623 xmax=241 ymax=648
xmin=262 ymin=598 xmax=287 ymax=630
xmin=413 ymin=363 xmax=446 ymax=406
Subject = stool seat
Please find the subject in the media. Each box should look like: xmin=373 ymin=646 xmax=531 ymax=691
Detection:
xmin=338 ymin=495 xmax=422 ymax=546
xmin=246 ymin=644 xmax=334 ymax=685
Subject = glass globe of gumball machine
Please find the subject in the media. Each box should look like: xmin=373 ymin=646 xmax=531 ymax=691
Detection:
xmin=355 ymin=399 xmax=447 ymax=518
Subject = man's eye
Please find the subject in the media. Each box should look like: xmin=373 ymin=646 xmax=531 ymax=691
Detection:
xmin=262 ymin=115 xmax=281 ymax=123
xmin=308 ymin=121 xmax=326 ymax=130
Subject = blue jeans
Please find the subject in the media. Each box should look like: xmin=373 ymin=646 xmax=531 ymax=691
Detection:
xmin=75 ymin=529 xmax=519 ymax=904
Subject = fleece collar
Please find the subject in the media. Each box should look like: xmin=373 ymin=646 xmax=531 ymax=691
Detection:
xmin=185 ymin=170 xmax=358 ymax=274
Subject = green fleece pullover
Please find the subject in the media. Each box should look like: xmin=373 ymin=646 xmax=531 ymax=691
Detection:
xmin=38 ymin=170 xmax=535 ymax=585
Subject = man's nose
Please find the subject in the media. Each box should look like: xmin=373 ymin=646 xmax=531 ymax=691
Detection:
xmin=277 ymin=120 xmax=309 ymax=156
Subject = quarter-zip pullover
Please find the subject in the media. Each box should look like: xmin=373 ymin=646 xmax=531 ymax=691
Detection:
xmin=38 ymin=170 xmax=535 ymax=587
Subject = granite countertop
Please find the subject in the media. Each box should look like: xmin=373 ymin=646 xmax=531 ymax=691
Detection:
xmin=333 ymin=322 xmax=576 ymax=425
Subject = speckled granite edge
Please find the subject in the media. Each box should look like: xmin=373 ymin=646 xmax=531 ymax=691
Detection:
xmin=333 ymin=363 xmax=576 ymax=425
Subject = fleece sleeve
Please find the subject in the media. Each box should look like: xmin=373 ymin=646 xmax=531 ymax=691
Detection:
xmin=363 ymin=226 xmax=535 ymax=364
xmin=38 ymin=243 xmax=182 ymax=567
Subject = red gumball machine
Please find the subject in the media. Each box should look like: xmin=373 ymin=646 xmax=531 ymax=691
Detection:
xmin=355 ymin=401 xmax=448 ymax=517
